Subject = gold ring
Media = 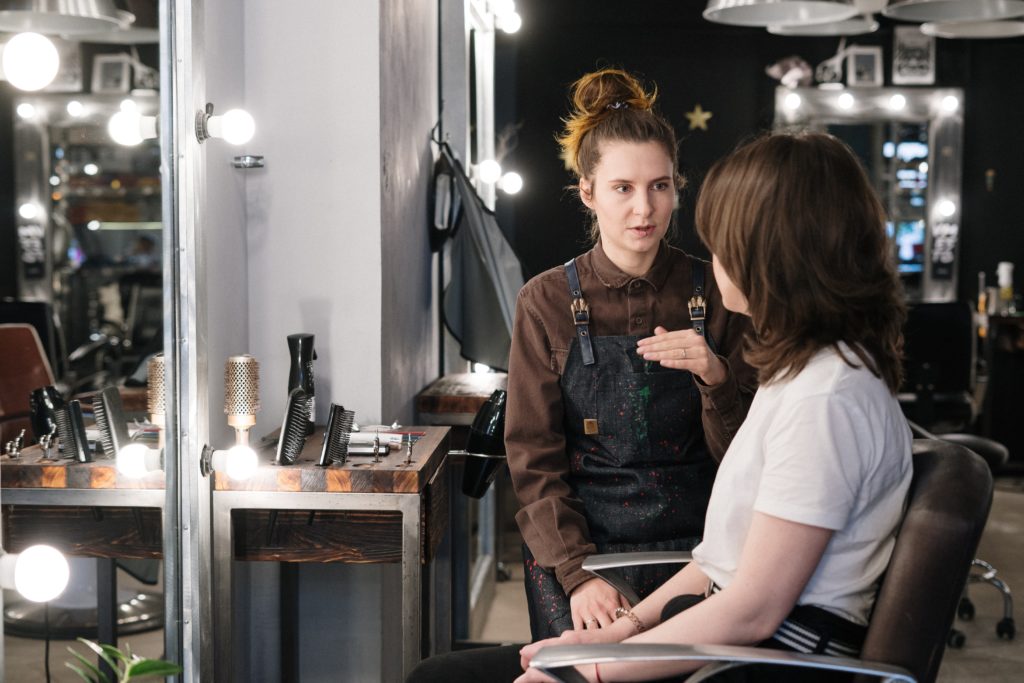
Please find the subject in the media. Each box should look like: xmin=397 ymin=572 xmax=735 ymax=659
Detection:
xmin=681 ymin=348 xmax=687 ymax=359
xmin=585 ymin=618 xmax=598 ymax=628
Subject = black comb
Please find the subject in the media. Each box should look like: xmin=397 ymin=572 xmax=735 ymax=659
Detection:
xmin=93 ymin=387 xmax=131 ymax=458
xmin=317 ymin=404 xmax=355 ymax=467
xmin=275 ymin=388 xmax=311 ymax=465
xmin=60 ymin=400 xmax=92 ymax=463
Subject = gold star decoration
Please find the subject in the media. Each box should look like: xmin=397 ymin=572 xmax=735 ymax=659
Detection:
xmin=685 ymin=104 xmax=713 ymax=131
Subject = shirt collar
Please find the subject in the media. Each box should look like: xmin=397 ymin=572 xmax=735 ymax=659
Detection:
xmin=590 ymin=239 xmax=672 ymax=291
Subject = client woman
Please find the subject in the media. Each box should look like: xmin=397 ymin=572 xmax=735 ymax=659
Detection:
xmin=410 ymin=131 xmax=912 ymax=682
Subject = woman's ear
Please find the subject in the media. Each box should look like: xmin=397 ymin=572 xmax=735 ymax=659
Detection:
xmin=579 ymin=179 xmax=594 ymax=209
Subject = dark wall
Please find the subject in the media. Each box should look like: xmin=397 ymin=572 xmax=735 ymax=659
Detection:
xmin=494 ymin=0 xmax=1023 ymax=304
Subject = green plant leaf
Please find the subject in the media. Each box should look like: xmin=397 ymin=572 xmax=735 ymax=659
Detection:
xmin=125 ymin=659 xmax=185 ymax=678
xmin=64 ymin=646 xmax=111 ymax=683
xmin=76 ymin=639 xmax=124 ymax=676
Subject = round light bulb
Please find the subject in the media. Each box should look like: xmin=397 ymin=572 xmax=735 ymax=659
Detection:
xmin=498 ymin=11 xmax=522 ymax=34
xmin=225 ymin=445 xmax=259 ymax=481
xmin=500 ymin=171 xmax=523 ymax=194
xmin=18 ymin=203 xmax=40 ymax=220
xmin=87 ymin=220 xmax=101 ymax=231
xmin=217 ymin=109 xmax=256 ymax=145
xmin=888 ymin=94 xmax=906 ymax=111
xmin=116 ymin=442 xmax=151 ymax=478
xmin=941 ymin=95 xmax=959 ymax=113
xmin=919 ymin=161 xmax=929 ymax=174
xmin=937 ymin=199 xmax=957 ymax=218
xmin=16 ymin=102 xmax=37 ymax=120
xmin=477 ymin=159 xmax=502 ymax=184
xmin=2 ymin=33 xmax=60 ymax=92
xmin=837 ymin=92 xmax=855 ymax=110
xmin=13 ymin=545 xmax=70 ymax=603
xmin=83 ymin=163 xmax=99 ymax=176
xmin=66 ymin=100 xmax=85 ymax=117
xmin=108 ymin=110 xmax=143 ymax=146
xmin=783 ymin=93 xmax=802 ymax=111
xmin=120 ymin=99 xmax=137 ymax=113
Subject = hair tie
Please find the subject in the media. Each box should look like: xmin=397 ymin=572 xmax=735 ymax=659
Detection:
xmin=607 ymin=101 xmax=629 ymax=110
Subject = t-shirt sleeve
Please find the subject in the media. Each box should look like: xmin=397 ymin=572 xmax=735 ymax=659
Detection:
xmin=753 ymin=393 xmax=867 ymax=531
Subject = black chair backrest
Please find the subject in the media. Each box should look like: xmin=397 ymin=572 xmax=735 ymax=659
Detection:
xmin=0 ymin=299 xmax=65 ymax=379
xmin=860 ymin=439 xmax=993 ymax=683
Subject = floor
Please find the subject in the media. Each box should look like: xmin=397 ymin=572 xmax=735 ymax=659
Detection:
xmin=4 ymin=481 xmax=1023 ymax=681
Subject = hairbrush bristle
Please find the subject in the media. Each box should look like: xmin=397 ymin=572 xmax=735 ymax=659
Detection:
xmin=276 ymin=388 xmax=311 ymax=465
xmin=94 ymin=387 xmax=130 ymax=458
xmin=318 ymin=404 xmax=355 ymax=466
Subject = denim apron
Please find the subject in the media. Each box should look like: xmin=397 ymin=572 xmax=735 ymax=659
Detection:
xmin=524 ymin=257 xmax=718 ymax=639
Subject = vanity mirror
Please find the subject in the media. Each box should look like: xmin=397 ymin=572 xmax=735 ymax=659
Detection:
xmin=774 ymin=86 xmax=964 ymax=302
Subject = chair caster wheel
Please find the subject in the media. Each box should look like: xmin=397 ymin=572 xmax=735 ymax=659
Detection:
xmin=958 ymin=597 xmax=975 ymax=621
xmin=948 ymin=629 xmax=966 ymax=648
xmin=996 ymin=618 xmax=1015 ymax=640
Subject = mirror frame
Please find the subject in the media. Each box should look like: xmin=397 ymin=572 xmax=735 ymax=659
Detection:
xmin=774 ymin=86 xmax=964 ymax=302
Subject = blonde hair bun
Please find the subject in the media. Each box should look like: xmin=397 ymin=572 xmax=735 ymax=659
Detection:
xmin=572 ymin=68 xmax=657 ymax=115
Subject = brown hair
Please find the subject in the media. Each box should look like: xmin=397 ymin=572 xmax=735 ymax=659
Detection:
xmin=557 ymin=68 xmax=684 ymax=241
xmin=695 ymin=132 xmax=905 ymax=392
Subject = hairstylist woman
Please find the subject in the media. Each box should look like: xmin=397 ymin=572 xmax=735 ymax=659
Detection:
xmin=506 ymin=68 xmax=757 ymax=639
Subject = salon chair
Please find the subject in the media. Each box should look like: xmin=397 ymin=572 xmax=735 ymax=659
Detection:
xmin=0 ymin=324 xmax=57 ymax=444
xmin=530 ymin=439 xmax=992 ymax=683
xmin=0 ymin=300 xmax=67 ymax=385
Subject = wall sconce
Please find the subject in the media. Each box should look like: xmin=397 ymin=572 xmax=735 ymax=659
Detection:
xmin=0 ymin=545 xmax=70 ymax=603
xmin=1 ymin=32 xmax=59 ymax=91
xmin=195 ymin=103 xmax=256 ymax=145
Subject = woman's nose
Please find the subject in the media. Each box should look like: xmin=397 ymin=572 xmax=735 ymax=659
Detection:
xmin=633 ymin=193 xmax=654 ymax=216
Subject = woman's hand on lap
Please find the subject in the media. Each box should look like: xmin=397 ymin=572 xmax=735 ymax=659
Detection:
xmin=569 ymin=577 xmax=630 ymax=631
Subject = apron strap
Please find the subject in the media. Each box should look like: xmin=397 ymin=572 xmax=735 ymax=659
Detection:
xmin=564 ymin=258 xmax=595 ymax=366
xmin=689 ymin=259 xmax=718 ymax=354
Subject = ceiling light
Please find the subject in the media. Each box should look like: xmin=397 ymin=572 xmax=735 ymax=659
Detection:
xmin=768 ymin=14 xmax=878 ymax=34
xmin=921 ymin=20 xmax=1024 ymax=38
xmin=704 ymin=0 xmax=858 ymax=27
xmin=888 ymin=93 xmax=907 ymax=110
xmin=0 ymin=0 xmax=127 ymax=34
xmin=883 ymin=0 xmax=1024 ymax=22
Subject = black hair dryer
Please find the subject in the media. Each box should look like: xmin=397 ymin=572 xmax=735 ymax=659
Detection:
xmin=286 ymin=333 xmax=317 ymax=435
xmin=28 ymin=385 xmax=63 ymax=444
xmin=456 ymin=389 xmax=508 ymax=498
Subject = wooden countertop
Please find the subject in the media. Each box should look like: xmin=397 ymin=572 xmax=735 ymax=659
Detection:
xmin=415 ymin=373 xmax=507 ymax=425
xmin=1 ymin=448 xmax=165 ymax=490
xmin=213 ymin=425 xmax=450 ymax=494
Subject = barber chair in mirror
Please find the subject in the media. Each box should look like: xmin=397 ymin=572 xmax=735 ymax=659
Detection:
xmin=532 ymin=440 xmax=993 ymax=683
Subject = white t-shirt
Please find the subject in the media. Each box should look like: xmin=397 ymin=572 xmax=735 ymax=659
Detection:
xmin=692 ymin=343 xmax=913 ymax=625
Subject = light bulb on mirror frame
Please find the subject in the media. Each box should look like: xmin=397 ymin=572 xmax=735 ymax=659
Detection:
xmin=2 ymin=32 xmax=60 ymax=92
xmin=16 ymin=102 xmax=37 ymax=120
xmin=116 ymin=442 xmax=163 ymax=479
xmin=108 ymin=108 xmax=159 ymax=147
xmin=196 ymin=103 xmax=256 ymax=145
xmin=499 ymin=171 xmax=523 ymax=195
xmin=202 ymin=445 xmax=260 ymax=482
xmin=0 ymin=545 xmax=70 ymax=603
xmin=18 ymin=203 xmax=40 ymax=220
xmin=476 ymin=159 xmax=502 ymax=184
xmin=496 ymin=11 xmax=522 ymax=34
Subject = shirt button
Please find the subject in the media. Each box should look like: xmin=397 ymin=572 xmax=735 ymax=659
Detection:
xmin=634 ymin=316 xmax=643 ymax=325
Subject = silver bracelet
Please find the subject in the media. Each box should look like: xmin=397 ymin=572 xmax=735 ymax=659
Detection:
xmin=614 ymin=606 xmax=646 ymax=634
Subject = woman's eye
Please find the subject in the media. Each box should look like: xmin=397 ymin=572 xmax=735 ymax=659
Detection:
xmin=652 ymin=182 xmax=670 ymax=191
xmin=614 ymin=185 xmax=631 ymax=194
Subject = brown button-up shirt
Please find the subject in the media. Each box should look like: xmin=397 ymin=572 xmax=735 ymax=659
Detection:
xmin=506 ymin=240 xmax=757 ymax=595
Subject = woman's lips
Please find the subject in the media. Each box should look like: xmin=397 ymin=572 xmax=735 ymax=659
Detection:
xmin=629 ymin=225 xmax=655 ymax=237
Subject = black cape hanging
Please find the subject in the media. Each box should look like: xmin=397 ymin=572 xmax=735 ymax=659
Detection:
xmin=431 ymin=141 xmax=525 ymax=371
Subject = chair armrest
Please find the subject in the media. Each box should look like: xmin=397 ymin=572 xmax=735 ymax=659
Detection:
xmin=581 ymin=551 xmax=692 ymax=606
xmin=529 ymin=643 xmax=916 ymax=683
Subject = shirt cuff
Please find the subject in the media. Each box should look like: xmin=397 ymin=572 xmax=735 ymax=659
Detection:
xmin=696 ymin=355 xmax=740 ymax=412
xmin=556 ymin=560 xmax=594 ymax=597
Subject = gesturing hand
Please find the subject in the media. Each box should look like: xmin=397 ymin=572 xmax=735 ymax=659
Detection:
xmin=637 ymin=326 xmax=726 ymax=386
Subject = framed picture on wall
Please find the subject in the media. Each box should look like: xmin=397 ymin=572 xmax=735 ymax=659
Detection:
xmin=847 ymin=46 xmax=883 ymax=87
xmin=893 ymin=26 xmax=936 ymax=85
xmin=91 ymin=54 xmax=132 ymax=94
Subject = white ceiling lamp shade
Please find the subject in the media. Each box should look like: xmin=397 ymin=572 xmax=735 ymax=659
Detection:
xmin=768 ymin=14 xmax=879 ymax=34
xmin=921 ymin=20 xmax=1024 ymax=38
xmin=882 ymin=0 xmax=1024 ymax=22
xmin=71 ymin=0 xmax=158 ymax=44
xmin=704 ymin=0 xmax=859 ymax=27
xmin=0 ymin=0 xmax=129 ymax=35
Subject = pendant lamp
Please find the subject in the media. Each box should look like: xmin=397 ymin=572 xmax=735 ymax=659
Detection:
xmin=704 ymin=0 xmax=859 ymax=27
xmin=883 ymin=0 xmax=1024 ymax=22
xmin=921 ymin=20 xmax=1024 ymax=38
xmin=769 ymin=15 xmax=879 ymax=34
xmin=0 ymin=0 xmax=126 ymax=35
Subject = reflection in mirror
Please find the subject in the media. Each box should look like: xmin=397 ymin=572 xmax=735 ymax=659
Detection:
xmin=1 ymin=3 xmax=170 ymax=679
xmin=774 ymin=86 xmax=963 ymax=302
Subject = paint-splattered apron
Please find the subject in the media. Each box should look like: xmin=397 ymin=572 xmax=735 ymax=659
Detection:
xmin=523 ymin=257 xmax=717 ymax=639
